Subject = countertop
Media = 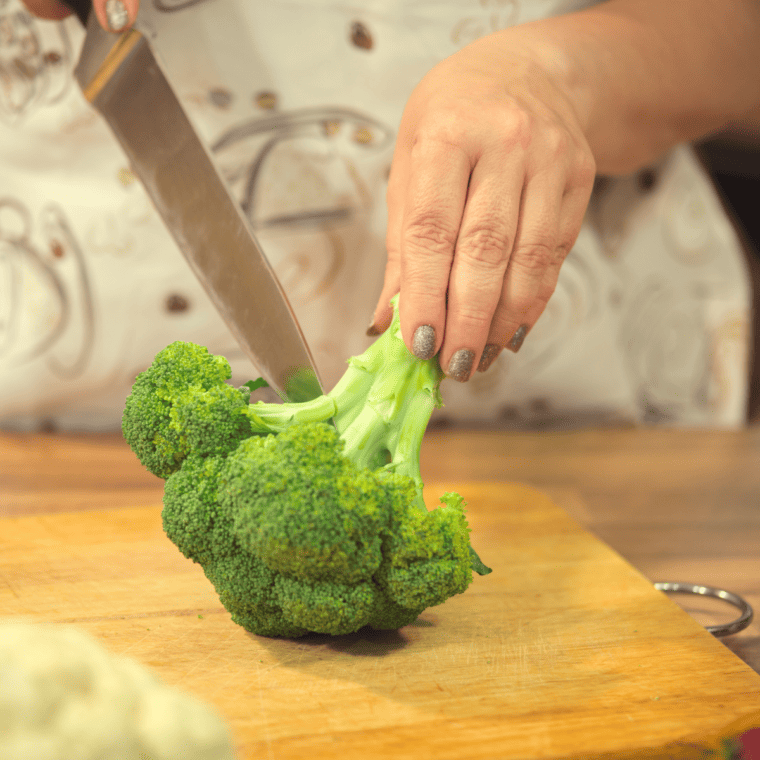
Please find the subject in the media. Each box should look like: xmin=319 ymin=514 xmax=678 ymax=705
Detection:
xmin=2 ymin=426 xmax=760 ymax=759
xmin=2 ymin=425 xmax=758 ymax=673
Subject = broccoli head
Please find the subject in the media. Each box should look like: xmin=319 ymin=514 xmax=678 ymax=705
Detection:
xmin=122 ymin=342 xmax=253 ymax=479
xmin=123 ymin=296 xmax=491 ymax=638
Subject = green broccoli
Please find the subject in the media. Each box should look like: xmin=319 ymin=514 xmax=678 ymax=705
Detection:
xmin=123 ymin=296 xmax=491 ymax=638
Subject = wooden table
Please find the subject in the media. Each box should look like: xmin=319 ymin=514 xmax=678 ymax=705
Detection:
xmin=420 ymin=425 xmax=760 ymax=675
xmin=1 ymin=427 xmax=759 ymax=758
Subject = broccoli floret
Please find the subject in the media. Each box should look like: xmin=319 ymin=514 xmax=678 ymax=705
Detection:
xmin=123 ymin=296 xmax=491 ymax=638
xmin=123 ymin=342 xmax=253 ymax=479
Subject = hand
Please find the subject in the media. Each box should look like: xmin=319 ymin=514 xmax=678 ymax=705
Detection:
xmin=93 ymin=0 xmax=139 ymax=31
xmin=20 ymin=0 xmax=74 ymax=20
xmin=369 ymin=32 xmax=596 ymax=380
xmin=21 ymin=0 xmax=139 ymax=31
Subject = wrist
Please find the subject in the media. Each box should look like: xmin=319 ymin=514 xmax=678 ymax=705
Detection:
xmin=461 ymin=24 xmax=599 ymax=163
xmin=486 ymin=2 xmax=760 ymax=175
xmin=489 ymin=25 xmax=597 ymax=136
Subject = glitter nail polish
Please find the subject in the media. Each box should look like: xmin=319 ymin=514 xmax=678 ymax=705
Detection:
xmin=447 ymin=349 xmax=475 ymax=382
xmin=507 ymin=324 xmax=529 ymax=353
xmin=412 ymin=325 xmax=436 ymax=360
xmin=105 ymin=0 xmax=130 ymax=31
xmin=477 ymin=344 xmax=501 ymax=372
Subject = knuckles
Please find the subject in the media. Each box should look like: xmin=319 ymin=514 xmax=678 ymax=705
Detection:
xmin=495 ymin=105 xmax=533 ymax=152
xmin=511 ymin=239 xmax=555 ymax=273
xmin=572 ymin=148 xmax=597 ymax=190
xmin=403 ymin=213 xmax=459 ymax=257
xmin=551 ymin=240 xmax=573 ymax=265
xmin=533 ymin=272 xmax=561 ymax=309
xmin=456 ymin=224 xmax=512 ymax=269
xmin=446 ymin=302 xmax=498 ymax=333
xmin=542 ymin=123 xmax=571 ymax=161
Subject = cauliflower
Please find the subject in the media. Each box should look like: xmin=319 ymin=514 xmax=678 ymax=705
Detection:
xmin=0 ymin=621 xmax=236 ymax=760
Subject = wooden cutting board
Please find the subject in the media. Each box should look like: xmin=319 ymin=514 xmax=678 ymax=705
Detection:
xmin=1 ymin=481 xmax=759 ymax=759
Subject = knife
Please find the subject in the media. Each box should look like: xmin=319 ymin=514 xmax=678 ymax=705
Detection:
xmin=65 ymin=2 xmax=323 ymax=403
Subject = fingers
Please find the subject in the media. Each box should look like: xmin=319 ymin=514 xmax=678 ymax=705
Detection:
xmin=375 ymin=134 xmax=592 ymax=382
xmin=21 ymin=0 xmax=139 ymax=32
xmin=395 ymin=134 xmax=472 ymax=356
xmin=368 ymin=153 xmax=407 ymax=336
xmin=21 ymin=0 xmax=72 ymax=20
xmin=93 ymin=0 xmax=139 ymax=31
xmin=437 ymin=149 xmax=525 ymax=379
xmin=370 ymin=62 xmax=597 ymax=376
xmin=367 ymin=268 xmax=399 ymax=337
xmin=19 ymin=0 xmax=139 ymax=31
xmin=481 ymin=167 xmax=594 ymax=369
xmin=481 ymin=168 xmax=568 ymax=366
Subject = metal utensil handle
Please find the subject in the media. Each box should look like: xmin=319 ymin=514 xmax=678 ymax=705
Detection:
xmin=654 ymin=581 xmax=754 ymax=637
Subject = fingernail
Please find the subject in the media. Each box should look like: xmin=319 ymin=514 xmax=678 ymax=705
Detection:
xmin=507 ymin=324 xmax=530 ymax=353
xmin=105 ymin=0 xmax=130 ymax=31
xmin=447 ymin=349 xmax=475 ymax=382
xmin=412 ymin=325 xmax=436 ymax=360
xmin=366 ymin=321 xmax=382 ymax=337
xmin=477 ymin=343 xmax=501 ymax=372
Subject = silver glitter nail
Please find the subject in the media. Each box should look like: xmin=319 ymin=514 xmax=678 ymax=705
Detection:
xmin=447 ymin=349 xmax=475 ymax=382
xmin=477 ymin=343 xmax=501 ymax=373
xmin=412 ymin=325 xmax=436 ymax=360
xmin=507 ymin=324 xmax=529 ymax=353
xmin=105 ymin=0 xmax=130 ymax=31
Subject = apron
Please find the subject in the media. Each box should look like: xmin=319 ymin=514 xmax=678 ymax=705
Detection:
xmin=0 ymin=0 xmax=750 ymax=429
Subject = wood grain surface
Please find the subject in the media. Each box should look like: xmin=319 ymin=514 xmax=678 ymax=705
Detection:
xmin=1 ymin=430 xmax=760 ymax=759
xmin=3 ymin=427 xmax=756 ymax=672
xmin=420 ymin=425 xmax=760 ymax=675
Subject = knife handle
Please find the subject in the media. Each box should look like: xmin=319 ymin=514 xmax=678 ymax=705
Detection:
xmin=60 ymin=0 xmax=92 ymax=26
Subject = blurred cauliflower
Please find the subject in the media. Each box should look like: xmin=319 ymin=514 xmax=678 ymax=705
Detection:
xmin=0 ymin=621 xmax=236 ymax=760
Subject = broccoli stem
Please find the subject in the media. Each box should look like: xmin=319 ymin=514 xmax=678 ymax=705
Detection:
xmin=245 ymin=392 xmax=336 ymax=433
xmin=243 ymin=297 xmax=444 ymax=514
xmin=241 ymin=295 xmax=467 ymax=519
xmin=328 ymin=304 xmax=443 ymax=513
xmin=385 ymin=390 xmax=433 ymax=512
xmin=336 ymin=402 xmax=392 ymax=472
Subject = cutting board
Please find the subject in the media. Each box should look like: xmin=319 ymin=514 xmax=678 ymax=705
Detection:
xmin=2 ymin=481 xmax=759 ymax=759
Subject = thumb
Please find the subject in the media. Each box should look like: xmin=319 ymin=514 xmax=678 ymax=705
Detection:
xmin=367 ymin=265 xmax=400 ymax=336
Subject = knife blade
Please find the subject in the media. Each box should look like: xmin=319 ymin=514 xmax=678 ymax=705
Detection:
xmin=72 ymin=15 xmax=323 ymax=403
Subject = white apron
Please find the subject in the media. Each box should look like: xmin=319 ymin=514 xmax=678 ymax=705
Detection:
xmin=0 ymin=0 xmax=750 ymax=429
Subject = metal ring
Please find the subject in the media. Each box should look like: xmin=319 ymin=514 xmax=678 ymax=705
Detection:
xmin=653 ymin=581 xmax=754 ymax=637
